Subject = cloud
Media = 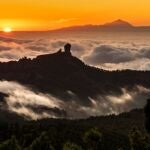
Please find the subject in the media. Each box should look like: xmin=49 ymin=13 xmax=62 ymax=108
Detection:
xmin=0 ymin=35 xmax=149 ymax=119
xmin=0 ymin=81 xmax=65 ymax=120
xmin=99 ymin=58 xmax=150 ymax=70
xmin=51 ymin=18 xmax=78 ymax=24
xmin=71 ymin=43 xmax=85 ymax=52
xmin=0 ymin=45 xmax=12 ymax=51
xmin=88 ymin=86 xmax=150 ymax=116
xmin=0 ymin=36 xmax=32 ymax=44
xmin=51 ymin=40 xmax=66 ymax=48
xmin=83 ymin=44 xmax=150 ymax=70
xmin=0 ymin=81 xmax=149 ymax=120
xmin=84 ymin=45 xmax=135 ymax=64
xmin=139 ymin=48 xmax=150 ymax=59
xmin=26 ymin=45 xmax=48 ymax=52
xmin=0 ymin=35 xmax=149 ymax=70
xmin=64 ymin=86 xmax=150 ymax=118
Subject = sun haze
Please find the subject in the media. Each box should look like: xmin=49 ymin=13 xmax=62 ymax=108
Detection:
xmin=3 ymin=27 xmax=12 ymax=33
xmin=0 ymin=0 xmax=150 ymax=31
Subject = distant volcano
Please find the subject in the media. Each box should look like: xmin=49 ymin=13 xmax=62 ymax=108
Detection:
xmin=103 ymin=19 xmax=134 ymax=28
xmin=50 ymin=19 xmax=146 ymax=32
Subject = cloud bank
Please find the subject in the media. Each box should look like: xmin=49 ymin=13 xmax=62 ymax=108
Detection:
xmin=84 ymin=45 xmax=150 ymax=70
xmin=0 ymin=81 xmax=65 ymax=120
xmin=0 ymin=34 xmax=149 ymax=70
xmin=0 ymin=81 xmax=149 ymax=120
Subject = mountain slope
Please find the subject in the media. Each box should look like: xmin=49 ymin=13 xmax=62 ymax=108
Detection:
xmin=103 ymin=19 xmax=134 ymax=28
xmin=50 ymin=19 xmax=150 ymax=32
xmin=0 ymin=49 xmax=149 ymax=103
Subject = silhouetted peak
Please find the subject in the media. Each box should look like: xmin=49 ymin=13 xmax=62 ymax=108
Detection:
xmin=115 ymin=19 xmax=127 ymax=23
xmin=35 ymin=43 xmax=84 ymax=68
xmin=36 ymin=43 xmax=73 ymax=60
xmin=64 ymin=43 xmax=72 ymax=55
xmin=104 ymin=19 xmax=134 ymax=27
xmin=52 ymin=43 xmax=72 ymax=56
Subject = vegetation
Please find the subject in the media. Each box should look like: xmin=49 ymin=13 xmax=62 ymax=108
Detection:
xmin=83 ymin=128 xmax=102 ymax=150
xmin=129 ymin=128 xmax=150 ymax=150
xmin=0 ymin=136 xmax=21 ymax=150
xmin=0 ymin=106 xmax=149 ymax=150
xmin=27 ymin=132 xmax=54 ymax=150
xmin=63 ymin=142 xmax=83 ymax=150
xmin=144 ymin=99 xmax=150 ymax=133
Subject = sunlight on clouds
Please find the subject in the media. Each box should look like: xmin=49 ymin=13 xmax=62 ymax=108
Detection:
xmin=0 ymin=81 xmax=63 ymax=120
xmin=107 ymin=89 xmax=132 ymax=104
xmin=0 ymin=35 xmax=149 ymax=70
xmin=0 ymin=81 xmax=149 ymax=120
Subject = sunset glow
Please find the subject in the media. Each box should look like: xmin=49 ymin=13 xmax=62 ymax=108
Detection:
xmin=0 ymin=0 xmax=150 ymax=31
xmin=3 ymin=27 xmax=12 ymax=33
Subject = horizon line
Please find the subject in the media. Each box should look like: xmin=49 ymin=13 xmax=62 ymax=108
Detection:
xmin=0 ymin=19 xmax=150 ymax=32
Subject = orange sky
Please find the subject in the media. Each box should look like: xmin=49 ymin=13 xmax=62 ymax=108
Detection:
xmin=0 ymin=0 xmax=150 ymax=31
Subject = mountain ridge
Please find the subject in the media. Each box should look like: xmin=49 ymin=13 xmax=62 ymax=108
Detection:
xmin=0 ymin=45 xmax=149 ymax=102
xmin=49 ymin=19 xmax=150 ymax=32
xmin=103 ymin=19 xmax=134 ymax=27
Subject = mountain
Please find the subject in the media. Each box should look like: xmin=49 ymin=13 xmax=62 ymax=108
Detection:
xmin=50 ymin=19 xmax=150 ymax=32
xmin=103 ymin=19 xmax=134 ymax=28
xmin=0 ymin=107 xmax=145 ymax=150
xmin=0 ymin=48 xmax=149 ymax=102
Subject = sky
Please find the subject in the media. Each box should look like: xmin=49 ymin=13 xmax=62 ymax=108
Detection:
xmin=0 ymin=0 xmax=150 ymax=31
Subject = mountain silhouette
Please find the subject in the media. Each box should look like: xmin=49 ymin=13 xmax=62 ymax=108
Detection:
xmin=0 ymin=44 xmax=149 ymax=103
xmin=50 ymin=19 xmax=150 ymax=32
xmin=103 ymin=19 xmax=134 ymax=28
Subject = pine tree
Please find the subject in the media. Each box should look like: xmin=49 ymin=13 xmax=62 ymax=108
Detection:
xmin=144 ymin=99 xmax=150 ymax=133
xmin=0 ymin=136 xmax=21 ymax=150
xmin=63 ymin=142 xmax=83 ymax=150
xmin=129 ymin=128 xmax=150 ymax=150
xmin=28 ymin=132 xmax=54 ymax=150
xmin=83 ymin=128 xmax=102 ymax=150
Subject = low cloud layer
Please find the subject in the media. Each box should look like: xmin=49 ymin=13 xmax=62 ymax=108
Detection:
xmin=0 ymin=34 xmax=149 ymax=70
xmin=0 ymin=81 xmax=149 ymax=120
xmin=0 ymin=81 xmax=65 ymax=120
xmin=0 ymin=34 xmax=149 ymax=120
xmin=84 ymin=45 xmax=134 ymax=64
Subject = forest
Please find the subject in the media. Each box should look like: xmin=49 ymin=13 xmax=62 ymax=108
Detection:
xmin=0 ymin=105 xmax=150 ymax=150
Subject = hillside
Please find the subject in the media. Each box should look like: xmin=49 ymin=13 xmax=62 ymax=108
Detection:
xmin=50 ymin=19 xmax=150 ymax=32
xmin=0 ymin=47 xmax=149 ymax=102
xmin=0 ymin=108 xmax=146 ymax=150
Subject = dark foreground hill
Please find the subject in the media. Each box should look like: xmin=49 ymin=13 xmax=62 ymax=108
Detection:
xmin=0 ymin=48 xmax=149 ymax=103
xmin=0 ymin=108 xmax=146 ymax=150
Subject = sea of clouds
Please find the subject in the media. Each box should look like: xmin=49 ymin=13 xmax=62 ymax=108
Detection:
xmin=0 ymin=35 xmax=149 ymax=70
xmin=0 ymin=34 xmax=149 ymax=120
